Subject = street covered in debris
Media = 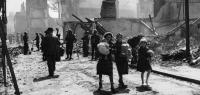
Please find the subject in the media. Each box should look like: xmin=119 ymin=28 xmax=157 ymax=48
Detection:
xmin=0 ymin=52 xmax=200 ymax=95
xmin=1 ymin=0 xmax=200 ymax=95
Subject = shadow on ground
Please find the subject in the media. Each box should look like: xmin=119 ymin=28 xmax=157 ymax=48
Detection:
xmin=93 ymin=88 xmax=130 ymax=95
xmin=136 ymin=85 xmax=152 ymax=92
xmin=136 ymin=85 xmax=159 ymax=94
xmin=115 ymin=87 xmax=130 ymax=94
xmin=33 ymin=75 xmax=59 ymax=82
xmin=93 ymin=90 xmax=112 ymax=95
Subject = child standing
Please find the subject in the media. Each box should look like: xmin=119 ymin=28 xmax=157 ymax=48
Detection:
xmin=137 ymin=38 xmax=153 ymax=86
xmin=96 ymin=32 xmax=117 ymax=93
xmin=114 ymin=33 xmax=129 ymax=88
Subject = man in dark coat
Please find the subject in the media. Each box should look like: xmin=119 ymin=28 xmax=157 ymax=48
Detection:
xmin=91 ymin=30 xmax=100 ymax=60
xmin=65 ymin=30 xmax=76 ymax=60
xmin=82 ymin=31 xmax=90 ymax=57
xmin=23 ymin=32 xmax=29 ymax=55
xmin=43 ymin=28 xmax=60 ymax=77
xmin=34 ymin=33 xmax=40 ymax=51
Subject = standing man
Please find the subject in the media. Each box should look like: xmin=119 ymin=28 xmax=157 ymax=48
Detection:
xmin=34 ymin=33 xmax=40 ymax=51
xmin=82 ymin=31 xmax=90 ymax=57
xmin=91 ymin=30 xmax=100 ymax=60
xmin=65 ymin=30 xmax=76 ymax=60
xmin=23 ymin=32 xmax=29 ymax=55
xmin=43 ymin=28 xmax=60 ymax=77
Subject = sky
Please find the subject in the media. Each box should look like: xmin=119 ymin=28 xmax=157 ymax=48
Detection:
xmin=7 ymin=0 xmax=25 ymax=14
xmin=6 ymin=0 xmax=139 ymax=18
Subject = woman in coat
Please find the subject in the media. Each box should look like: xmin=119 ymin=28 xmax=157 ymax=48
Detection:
xmin=97 ymin=32 xmax=116 ymax=93
xmin=114 ymin=33 xmax=128 ymax=89
xmin=137 ymin=38 xmax=153 ymax=86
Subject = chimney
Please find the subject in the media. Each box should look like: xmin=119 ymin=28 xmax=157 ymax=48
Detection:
xmin=100 ymin=0 xmax=119 ymax=18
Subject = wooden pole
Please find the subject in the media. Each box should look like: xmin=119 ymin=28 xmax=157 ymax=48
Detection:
xmin=2 ymin=31 xmax=6 ymax=87
xmin=0 ymin=0 xmax=21 ymax=94
xmin=185 ymin=0 xmax=191 ymax=62
xmin=0 ymin=19 xmax=21 ymax=95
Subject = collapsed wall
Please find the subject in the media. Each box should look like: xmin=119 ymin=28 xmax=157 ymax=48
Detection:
xmin=154 ymin=0 xmax=200 ymax=22
xmin=26 ymin=0 xmax=49 ymax=40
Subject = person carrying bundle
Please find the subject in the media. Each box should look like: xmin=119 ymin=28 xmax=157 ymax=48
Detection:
xmin=96 ymin=32 xmax=117 ymax=93
xmin=137 ymin=38 xmax=154 ymax=86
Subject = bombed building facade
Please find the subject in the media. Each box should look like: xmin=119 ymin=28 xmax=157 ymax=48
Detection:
xmin=11 ymin=0 xmax=200 ymax=43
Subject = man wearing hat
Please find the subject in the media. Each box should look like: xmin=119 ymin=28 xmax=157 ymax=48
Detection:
xmin=43 ymin=27 xmax=60 ymax=77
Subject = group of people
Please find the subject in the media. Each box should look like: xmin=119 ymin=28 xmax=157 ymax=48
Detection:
xmin=22 ymin=27 xmax=154 ymax=93
xmin=63 ymin=29 xmax=101 ymax=60
xmin=96 ymin=32 xmax=153 ymax=93
xmin=22 ymin=32 xmax=43 ymax=55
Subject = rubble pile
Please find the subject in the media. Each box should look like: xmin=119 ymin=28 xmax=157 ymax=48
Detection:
xmin=149 ymin=34 xmax=200 ymax=64
xmin=161 ymin=49 xmax=187 ymax=61
xmin=8 ymin=46 xmax=23 ymax=59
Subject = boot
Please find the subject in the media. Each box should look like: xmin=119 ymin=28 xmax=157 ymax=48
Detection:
xmin=111 ymin=84 xmax=117 ymax=93
xmin=118 ymin=80 xmax=127 ymax=89
xmin=98 ymin=82 xmax=102 ymax=91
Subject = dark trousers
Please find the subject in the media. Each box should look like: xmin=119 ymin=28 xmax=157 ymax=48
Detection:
xmin=83 ymin=45 xmax=89 ymax=57
xmin=66 ymin=44 xmax=73 ymax=58
xmin=91 ymin=45 xmax=98 ymax=59
xmin=47 ymin=55 xmax=56 ymax=76
xmin=24 ymin=43 xmax=29 ymax=55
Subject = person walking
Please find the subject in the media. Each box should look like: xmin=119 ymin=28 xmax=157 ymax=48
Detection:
xmin=43 ymin=27 xmax=60 ymax=77
xmin=34 ymin=33 xmax=40 ymax=51
xmin=97 ymin=32 xmax=117 ymax=93
xmin=65 ymin=30 xmax=76 ymax=60
xmin=91 ymin=30 xmax=100 ymax=60
xmin=137 ymin=38 xmax=153 ymax=86
xmin=114 ymin=33 xmax=128 ymax=89
xmin=23 ymin=32 xmax=29 ymax=55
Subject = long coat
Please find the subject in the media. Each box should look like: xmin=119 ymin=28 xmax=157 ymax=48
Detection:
xmin=114 ymin=41 xmax=128 ymax=74
xmin=23 ymin=34 xmax=29 ymax=55
xmin=137 ymin=46 xmax=152 ymax=72
xmin=97 ymin=42 xmax=114 ymax=75
xmin=43 ymin=36 xmax=60 ymax=56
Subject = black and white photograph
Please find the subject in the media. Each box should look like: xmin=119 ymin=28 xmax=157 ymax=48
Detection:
xmin=1 ymin=0 xmax=200 ymax=95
